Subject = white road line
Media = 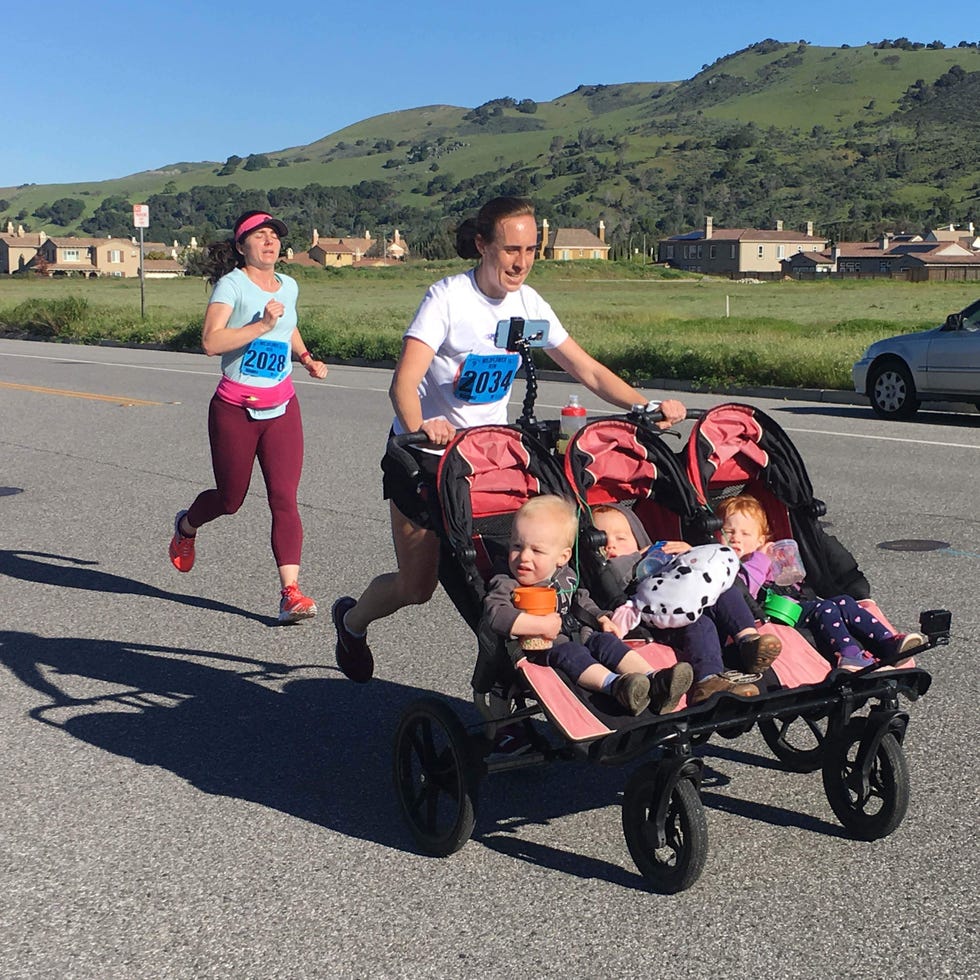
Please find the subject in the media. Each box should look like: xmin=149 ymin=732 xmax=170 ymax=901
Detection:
xmin=4 ymin=348 xmax=979 ymax=449
xmin=0 ymin=349 xmax=391 ymax=392
xmin=780 ymin=425 xmax=980 ymax=451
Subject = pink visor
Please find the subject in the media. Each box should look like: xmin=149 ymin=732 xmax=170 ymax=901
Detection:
xmin=234 ymin=212 xmax=287 ymax=242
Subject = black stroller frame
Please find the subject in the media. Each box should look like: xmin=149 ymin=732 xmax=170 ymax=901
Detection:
xmin=389 ymin=324 xmax=950 ymax=893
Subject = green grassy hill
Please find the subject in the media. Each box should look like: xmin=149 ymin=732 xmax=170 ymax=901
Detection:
xmin=3 ymin=39 xmax=979 ymax=252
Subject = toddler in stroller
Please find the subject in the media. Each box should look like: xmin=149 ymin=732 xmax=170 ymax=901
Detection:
xmin=717 ymin=493 xmax=927 ymax=670
xmin=483 ymin=495 xmax=693 ymax=716
xmin=589 ymin=503 xmax=781 ymax=701
xmin=684 ymin=402 xmax=928 ymax=672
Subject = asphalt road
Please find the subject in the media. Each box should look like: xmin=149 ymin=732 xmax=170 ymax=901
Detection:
xmin=2 ymin=339 xmax=978 ymax=980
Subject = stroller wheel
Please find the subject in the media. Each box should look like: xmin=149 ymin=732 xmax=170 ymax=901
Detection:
xmin=622 ymin=761 xmax=708 ymax=894
xmin=759 ymin=714 xmax=829 ymax=773
xmin=821 ymin=716 xmax=910 ymax=840
xmin=393 ymin=697 xmax=480 ymax=856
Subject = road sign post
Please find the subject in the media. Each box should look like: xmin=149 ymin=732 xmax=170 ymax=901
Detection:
xmin=132 ymin=204 xmax=149 ymax=319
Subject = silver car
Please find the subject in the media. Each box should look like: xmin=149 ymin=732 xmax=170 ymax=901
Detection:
xmin=852 ymin=298 xmax=980 ymax=419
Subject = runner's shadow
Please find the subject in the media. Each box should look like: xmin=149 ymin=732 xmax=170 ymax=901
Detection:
xmin=0 ymin=550 xmax=275 ymax=625
xmin=0 ymin=630 xmax=431 ymax=849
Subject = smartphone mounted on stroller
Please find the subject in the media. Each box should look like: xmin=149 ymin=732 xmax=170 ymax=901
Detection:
xmin=495 ymin=317 xmax=550 ymax=351
xmin=495 ymin=317 xmax=553 ymax=441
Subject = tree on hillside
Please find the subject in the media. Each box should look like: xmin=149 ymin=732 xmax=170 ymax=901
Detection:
xmin=80 ymin=195 xmax=133 ymax=237
xmin=34 ymin=197 xmax=84 ymax=226
xmin=217 ymin=155 xmax=242 ymax=176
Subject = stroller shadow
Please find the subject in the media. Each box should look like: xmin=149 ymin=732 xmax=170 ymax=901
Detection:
xmin=0 ymin=549 xmax=276 ymax=625
xmin=699 ymin=743 xmax=842 ymax=836
xmin=0 ymin=630 xmax=438 ymax=851
xmin=470 ymin=723 xmax=845 ymax=887
xmin=0 ymin=629 xmax=847 ymax=886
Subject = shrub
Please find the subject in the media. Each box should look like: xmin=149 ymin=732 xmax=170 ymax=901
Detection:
xmin=3 ymin=296 xmax=90 ymax=338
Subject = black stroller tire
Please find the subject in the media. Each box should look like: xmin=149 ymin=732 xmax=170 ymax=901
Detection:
xmin=759 ymin=714 xmax=828 ymax=773
xmin=622 ymin=762 xmax=708 ymax=894
xmin=821 ymin=716 xmax=910 ymax=840
xmin=393 ymin=698 xmax=479 ymax=856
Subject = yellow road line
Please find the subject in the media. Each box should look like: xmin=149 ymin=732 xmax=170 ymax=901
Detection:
xmin=0 ymin=381 xmax=164 ymax=406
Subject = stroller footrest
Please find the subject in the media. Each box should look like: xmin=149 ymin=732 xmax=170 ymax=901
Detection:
xmin=517 ymin=659 xmax=614 ymax=742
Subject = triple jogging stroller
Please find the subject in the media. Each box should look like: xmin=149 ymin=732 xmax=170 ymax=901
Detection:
xmin=389 ymin=374 xmax=948 ymax=893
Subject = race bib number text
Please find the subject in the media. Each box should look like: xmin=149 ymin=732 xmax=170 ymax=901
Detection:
xmin=241 ymin=339 xmax=289 ymax=380
xmin=453 ymin=352 xmax=520 ymax=404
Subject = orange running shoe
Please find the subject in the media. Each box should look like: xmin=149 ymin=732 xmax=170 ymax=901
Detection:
xmin=168 ymin=510 xmax=196 ymax=573
xmin=279 ymin=583 xmax=317 ymax=624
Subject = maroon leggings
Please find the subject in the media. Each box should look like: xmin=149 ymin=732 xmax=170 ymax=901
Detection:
xmin=186 ymin=395 xmax=304 ymax=567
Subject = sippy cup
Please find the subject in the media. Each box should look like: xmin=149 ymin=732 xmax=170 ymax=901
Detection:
xmin=512 ymin=586 xmax=558 ymax=650
xmin=767 ymin=538 xmax=806 ymax=587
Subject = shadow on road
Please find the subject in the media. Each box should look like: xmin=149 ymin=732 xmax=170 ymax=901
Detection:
xmin=0 ymin=627 xmax=849 ymax=888
xmin=0 ymin=549 xmax=276 ymax=625
xmin=0 ymin=629 xmax=425 ymax=850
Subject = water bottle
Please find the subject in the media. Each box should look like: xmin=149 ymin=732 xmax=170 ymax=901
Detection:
xmin=557 ymin=394 xmax=587 ymax=453
xmin=635 ymin=541 xmax=672 ymax=579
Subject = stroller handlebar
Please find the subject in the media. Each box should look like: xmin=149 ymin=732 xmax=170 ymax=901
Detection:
xmin=386 ymin=431 xmax=431 ymax=481
xmin=626 ymin=404 xmax=705 ymax=423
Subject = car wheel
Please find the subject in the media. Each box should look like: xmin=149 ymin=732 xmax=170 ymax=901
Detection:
xmin=868 ymin=360 xmax=920 ymax=420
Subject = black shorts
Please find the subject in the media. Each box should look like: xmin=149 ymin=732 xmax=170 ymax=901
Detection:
xmin=380 ymin=432 xmax=442 ymax=530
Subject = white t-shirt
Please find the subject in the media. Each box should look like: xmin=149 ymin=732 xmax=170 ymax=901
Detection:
xmin=393 ymin=269 xmax=569 ymax=435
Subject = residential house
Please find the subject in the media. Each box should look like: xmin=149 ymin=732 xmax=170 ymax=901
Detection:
xmin=539 ymin=219 xmax=610 ymax=260
xmin=143 ymin=258 xmax=186 ymax=279
xmin=308 ymin=228 xmax=374 ymax=268
xmin=783 ymin=236 xmax=905 ymax=278
xmin=781 ymin=234 xmax=980 ymax=281
xmin=924 ymin=223 xmax=980 ymax=251
xmin=385 ymin=229 xmax=408 ymax=261
xmin=307 ymin=228 xmax=407 ymax=267
xmin=0 ymin=223 xmax=46 ymax=274
xmin=309 ymin=239 xmax=357 ymax=268
xmin=892 ymin=245 xmax=980 ymax=282
xmin=30 ymin=236 xmax=141 ymax=277
xmin=283 ymin=248 xmax=323 ymax=270
xmin=138 ymin=239 xmax=196 ymax=277
xmin=659 ymin=217 xmax=826 ymax=279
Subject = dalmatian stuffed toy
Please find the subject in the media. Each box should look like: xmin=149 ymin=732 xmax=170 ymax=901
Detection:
xmin=627 ymin=543 xmax=741 ymax=630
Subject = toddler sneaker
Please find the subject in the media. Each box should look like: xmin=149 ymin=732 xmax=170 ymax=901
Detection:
xmin=648 ymin=662 xmax=694 ymax=714
xmin=690 ymin=673 xmax=760 ymax=705
xmin=738 ymin=632 xmax=782 ymax=674
xmin=168 ymin=510 xmax=196 ymax=573
xmin=838 ymin=649 xmax=875 ymax=671
xmin=720 ymin=668 xmax=763 ymax=685
xmin=886 ymin=631 xmax=928 ymax=667
xmin=279 ymin=584 xmax=317 ymax=624
xmin=332 ymin=596 xmax=374 ymax=683
xmin=610 ymin=673 xmax=652 ymax=715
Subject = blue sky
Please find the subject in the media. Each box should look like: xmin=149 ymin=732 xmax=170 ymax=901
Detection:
xmin=3 ymin=1 xmax=975 ymax=187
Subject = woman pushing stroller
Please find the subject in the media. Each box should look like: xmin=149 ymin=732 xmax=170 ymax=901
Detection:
xmin=331 ymin=196 xmax=685 ymax=683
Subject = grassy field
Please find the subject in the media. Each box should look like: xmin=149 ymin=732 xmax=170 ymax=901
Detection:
xmin=1 ymin=262 xmax=977 ymax=390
